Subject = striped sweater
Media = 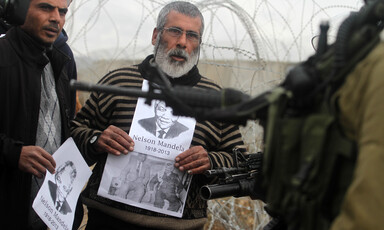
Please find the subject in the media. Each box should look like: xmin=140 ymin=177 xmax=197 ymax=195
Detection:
xmin=70 ymin=55 xmax=246 ymax=228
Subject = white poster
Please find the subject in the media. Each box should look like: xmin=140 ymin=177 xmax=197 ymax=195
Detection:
xmin=99 ymin=80 xmax=196 ymax=217
xmin=33 ymin=138 xmax=92 ymax=230
xmin=129 ymin=80 xmax=196 ymax=160
xmin=98 ymin=152 xmax=192 ymax=217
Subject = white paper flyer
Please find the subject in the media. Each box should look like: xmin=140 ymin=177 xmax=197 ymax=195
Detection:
xmin=33 ymin=138 xmax=92 ymax=230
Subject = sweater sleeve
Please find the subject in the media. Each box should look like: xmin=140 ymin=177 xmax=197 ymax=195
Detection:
xmin=70 ymin=67 xmax=142 ymax=166
xmin=0 ymin=133 xmax=23 ymax=169
xmin=70 ymin=91 xmax=105 ymax=166
xmin=207 ymin=122 xmax=247 ymax=169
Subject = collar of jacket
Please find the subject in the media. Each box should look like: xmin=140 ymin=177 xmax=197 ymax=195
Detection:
xmin=6 ymin=26 xmax=51 ymax=67
xmin=138 ymin=54 xmax=202 ymax=87
xmin=54 ymin=29 xmax=68 ymax=49
xmin=6 ymin=27 xmax=70 ymax=81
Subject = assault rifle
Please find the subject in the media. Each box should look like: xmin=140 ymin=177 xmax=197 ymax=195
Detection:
xmin=200 ymin=149 xmax=264 ymax=200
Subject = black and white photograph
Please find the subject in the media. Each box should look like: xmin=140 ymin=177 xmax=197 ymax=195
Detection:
xmin=109 ymin=152 xmax=150 ymax=203
xmin=128 ymin=80 xmax=196 ymax=160
xmin=48 ymin=161 xmax=77 ymax=215
xmin=98 ymin=152 xmax=192 ymax=217
xmin=149 ymin=162 xmax=189 ymax=212
xmin=138 ymin=100 xmax=189 ymax=139
xmin=32 ymin=138 xmax=92 ymax=230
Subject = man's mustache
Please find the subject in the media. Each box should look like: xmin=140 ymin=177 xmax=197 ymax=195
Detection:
xmin=42 ymin=23 xmax=60 ymax=33
xmin=168 ymin=49 xmax=189 ymax=61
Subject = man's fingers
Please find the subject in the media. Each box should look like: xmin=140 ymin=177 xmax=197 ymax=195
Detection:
xmin=98 ymin=125 xmax=135 ymax=155
xmin=39 ymin=150 xmax=56 ymax=173
xmin=32 ymin=162 xmax=48 ymax=177
xmin=98 ymin=138 xmax=124 ymax=155
xmin=186 ymin=165 xmax=210 ymax=175
xmin=175 ymin=148 xmax=195 ymax=162
xmin=111 ymin=125 xmax=134 ymax=143
xmin=30 ymin=166 xmax=44 ymax=178
xmin=39 ymin=156 xmax=56 ymax=174
xmin=111 ymin=133 xmax=134 ymax=153
xmin=174 ymin=145 xmax=211 ymax=174
xmin=175 ymin=146 xmax=204 ymax=164
xmin=19 ymin=146 xmax=56 ymax=175
xmin=183 ymin=161 xmax=210 ymax=174
xmin=177 ymin=157 xmax=210 ymax=174
xmin=176 ymin=146 xmax=208 ymax=166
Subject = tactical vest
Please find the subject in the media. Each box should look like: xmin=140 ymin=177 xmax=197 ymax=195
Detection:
xmin=262 ymin=86 xmax=356 ymax=230
xmin=260 ymin=1 xmax=384 ymax=229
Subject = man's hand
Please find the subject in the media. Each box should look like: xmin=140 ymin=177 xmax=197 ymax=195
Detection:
xmin=174 ymin=146 xmax=211 ymax=174
xmin=19 ymin=146 xmax=56 ymax=178
xmin=94 ymin=125 xmax=135 ymax=156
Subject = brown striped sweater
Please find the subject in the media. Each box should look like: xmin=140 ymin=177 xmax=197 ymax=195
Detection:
xmin=70 ymin=55 xmax=246 ymax=229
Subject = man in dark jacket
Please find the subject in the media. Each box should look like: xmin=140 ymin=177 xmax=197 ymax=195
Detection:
xmin=1 ymin=7 xmax=77 ymax=117
xmin=0 ymin=0 xmax=75 ymax=229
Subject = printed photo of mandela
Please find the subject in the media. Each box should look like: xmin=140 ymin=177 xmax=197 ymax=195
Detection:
xmin=138 ymin=100 xmax=188 ymax=139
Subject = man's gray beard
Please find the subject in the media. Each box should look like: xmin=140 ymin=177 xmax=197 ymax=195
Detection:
xmin=154 ymin=42 xmax=199 ymax=78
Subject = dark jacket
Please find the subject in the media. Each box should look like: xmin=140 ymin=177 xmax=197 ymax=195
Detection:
xmin=0 ymin=19 xmax=11 ymax=35
xmin=54 ymin=29 xmax=77 ymax=117
xmin=0 ymin=27 xmax=72 ymax=229
xmin=0 ymin=21 xmax=77 ymax=117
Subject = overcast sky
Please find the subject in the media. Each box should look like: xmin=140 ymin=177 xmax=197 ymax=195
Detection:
xmin=65 ymin=0 xmax=364 ymax=62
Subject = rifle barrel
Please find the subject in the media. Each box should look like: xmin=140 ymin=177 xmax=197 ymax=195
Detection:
xmin=200 ymin=183 xmax=241 ymax=200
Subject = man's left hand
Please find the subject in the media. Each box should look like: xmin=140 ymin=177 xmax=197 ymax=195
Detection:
xmin=175 ymin=146 xmax=210 ymax=174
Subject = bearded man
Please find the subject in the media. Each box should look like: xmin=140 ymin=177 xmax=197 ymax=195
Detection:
xmin=70 ymin=1 xmax=246 ymax=230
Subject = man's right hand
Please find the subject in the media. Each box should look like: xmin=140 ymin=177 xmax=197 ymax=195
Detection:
xmin=94 ymin=125 xmax=135 ymax=156
xmin=19 ymin=146 xmax=56 ymax=178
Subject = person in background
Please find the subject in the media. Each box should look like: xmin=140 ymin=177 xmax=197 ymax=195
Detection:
xmin=0 ymin=0 xmax=79 ymax=116
xmin=70 ymin=1 xmax=247 ymax=229
xmin=0 ymin=0 xmax=79 ymax=229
